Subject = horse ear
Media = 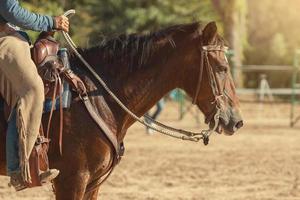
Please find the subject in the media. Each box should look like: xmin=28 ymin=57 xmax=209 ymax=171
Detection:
xmin=202 ymin=22 xmax=218 ymax=44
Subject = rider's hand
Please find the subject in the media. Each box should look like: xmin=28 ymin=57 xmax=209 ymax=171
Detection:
xmin=53 ymin=15 xmax=69 ymax=32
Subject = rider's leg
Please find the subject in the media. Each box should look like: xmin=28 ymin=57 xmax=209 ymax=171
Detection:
xmin=0 ymin=32 xmax=45 ymax=182
xmin=6 ymin=109 xmax=19 ymax=175
xmin=146 ymin=99 xmax=165 ymax=134
xmin=6 ymin=107 xmax=59 ymax=190
xmin=152 ymin=99 xmax=164 ymax=120
xmin=6 ymin=108 xmax=27 ymax=191
xmin=0 ymin=32 xmax=59 ymax=188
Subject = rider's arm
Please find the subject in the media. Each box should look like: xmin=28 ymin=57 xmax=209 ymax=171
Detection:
xmin=0 ymin=0 xmax=54 ymax=32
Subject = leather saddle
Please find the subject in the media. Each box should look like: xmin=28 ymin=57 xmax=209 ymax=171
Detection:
xmin=31 ymin=32 xmax=86 ymax=99
xmin=31 ymin=32 xmax=61 ymax=99
xmin=24 ymin=31 xmax=86 ymax=188
xmin=30 ymin=32 xmax=123 ymax=190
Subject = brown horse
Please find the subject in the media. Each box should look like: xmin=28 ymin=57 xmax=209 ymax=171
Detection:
xmin=0 ymin=21 xmax=243 ymax=199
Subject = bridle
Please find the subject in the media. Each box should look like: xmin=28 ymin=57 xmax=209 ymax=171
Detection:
xmin=193 ymin=45 xmax=228 ymax=104
xmin=61 ymin=10 xmax=228 ymax=145
xmin=193 ymin=45 xmax=229 ymax=124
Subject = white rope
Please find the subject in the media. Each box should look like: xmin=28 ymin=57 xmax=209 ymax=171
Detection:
xmin=61 ymin=10 xmax=218 ymax=144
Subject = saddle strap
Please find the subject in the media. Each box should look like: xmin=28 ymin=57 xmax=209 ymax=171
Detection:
xmin=58 ymin=77 xmax=64 ymax=155
xmin=45 ymin=74 xmax=64 ymax=155
xmin=56 ymin=67 xmax=119 ymax=158
xmin=45 ymin=67 xmax=86 ymax=156
xmin=80 ymin=95 xmax=120 ymax=159
xmin=46 ymin=76 xmax=58 ymax=139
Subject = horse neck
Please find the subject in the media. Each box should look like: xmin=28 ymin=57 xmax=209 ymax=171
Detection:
xmin=73 ymin=34 xmax=197 ymax=138
xmin=111 ymin=59 xmax=181 ymax=133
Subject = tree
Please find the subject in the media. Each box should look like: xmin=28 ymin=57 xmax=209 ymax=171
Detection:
xmin=244 ymin=0 xmax=300 ymax=88
xmin=22 ymin=0 xmax=63 ymax=40
xmin=22 ymin=0 xmax=220 ymax=48
xmin=85 ymin=0 xmax=219 ymax=46
xmin=211 ymin=0 xmax=247 ymax=87
xmin=246 ymin=0 xmax=300 ymax=65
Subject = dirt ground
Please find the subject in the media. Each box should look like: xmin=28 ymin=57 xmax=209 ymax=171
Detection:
xmin=1 ymin=101 xmax=300 ymax=200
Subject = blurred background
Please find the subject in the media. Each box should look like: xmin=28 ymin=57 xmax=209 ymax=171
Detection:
xmin=1 ymin=0 xmax=300 ymax=199
xmin=23 ymin=0 xmax=300 ymax=92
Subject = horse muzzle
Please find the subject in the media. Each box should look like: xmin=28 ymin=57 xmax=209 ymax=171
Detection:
xmin=218 ymin=108 xmax=243 ymax=135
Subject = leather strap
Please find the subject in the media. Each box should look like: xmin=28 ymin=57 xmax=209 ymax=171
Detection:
xmin=192 ymin=49 xmax=205 ymax=104
xmin=59 ymin=69 xmax=121 ymax=164
xmin=81 ymin=95 xmax=120 ymax=159
xmin=192 ymin=45 xmax=228 ymax=105
xmin=58 ymin=77 xmax=64 ymax=155
xmin=57 ymin=67 xmax=120 ymax=158
xmin=60 ymin=69 xmax=87 ymax=95
xmin=45 ymin=74 xmax=64 ymax=155
xmin=46 ymin=76 xmax=59 ymax=139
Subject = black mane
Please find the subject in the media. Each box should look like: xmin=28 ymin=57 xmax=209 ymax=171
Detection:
xmin=76 ymin=22 xmax=203 ymax=72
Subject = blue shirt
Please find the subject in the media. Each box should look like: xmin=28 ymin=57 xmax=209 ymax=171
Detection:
xmin=0 ymin=0 xmax=54 ymax=32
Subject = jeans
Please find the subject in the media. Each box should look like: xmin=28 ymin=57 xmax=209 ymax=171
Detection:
xmin=150 ymin=99 xmax=164 ymax=120
xmin=6 ymin=109 xmax=20 ymax=175
xmin=145 ymin=99 xmax=165 ymax=127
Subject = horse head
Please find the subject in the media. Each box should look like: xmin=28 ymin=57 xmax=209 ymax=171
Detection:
xmin=71 ymin=21 xmax=243 ymax=136
xmin=178 ymin=22 xmax=243 ymax=135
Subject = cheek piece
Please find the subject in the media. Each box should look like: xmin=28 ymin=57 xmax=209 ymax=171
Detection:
xmin=192 ymin=45 xmax=231 ymax=139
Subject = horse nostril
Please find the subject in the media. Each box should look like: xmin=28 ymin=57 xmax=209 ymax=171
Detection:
xmin=235 ymin=121 xmax=243 ymax=129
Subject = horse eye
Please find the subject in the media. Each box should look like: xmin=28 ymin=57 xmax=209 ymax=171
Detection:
xmin=223 ymin=67 xmax=228 ymax=73
xmin=217 ymin=64 xmax=228 ymax=72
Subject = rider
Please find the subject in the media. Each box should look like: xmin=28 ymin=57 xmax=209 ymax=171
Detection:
xmin=0 ymin=0 xmax=69 ymax=190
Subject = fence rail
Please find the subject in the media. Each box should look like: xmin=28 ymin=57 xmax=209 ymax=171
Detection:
xmin=237 ymin=88 xmax=300 ymax=95
xmin=237 ymin=65 xmax=295 ymax=71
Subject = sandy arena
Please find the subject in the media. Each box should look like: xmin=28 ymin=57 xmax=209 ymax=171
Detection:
xmin=1 ymin=101 xmax=300 ymax=200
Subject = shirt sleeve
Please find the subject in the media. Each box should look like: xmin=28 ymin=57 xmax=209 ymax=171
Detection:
xmin=0 ymin=0 xmax=54 ymax=32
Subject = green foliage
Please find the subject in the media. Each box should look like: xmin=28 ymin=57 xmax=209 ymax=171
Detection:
xmin=92 ymin=0 xmax=215 ymax=33
xmin=211 ymin=0 xmax=248 ymax=87
xmin=246 ymin=0 xmax=300 ymax=65
xmin=72 ymin=0 xmax=218 ymax=47
xmin=22 ymin=0 xmax=63 ymax=40
xmin=20 ymin=0 xmax=219 ymax=47
xmin=12 ymin=1 xmax=300 ymax=89
xmin=243 ymin=0 xmax=300 ymax=88
xmin=270 ymin=33 xmax=287 ymax=61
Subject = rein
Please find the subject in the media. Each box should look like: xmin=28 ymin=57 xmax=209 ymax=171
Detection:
xmin=61 ymin=10 xmax=222 ymax=145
